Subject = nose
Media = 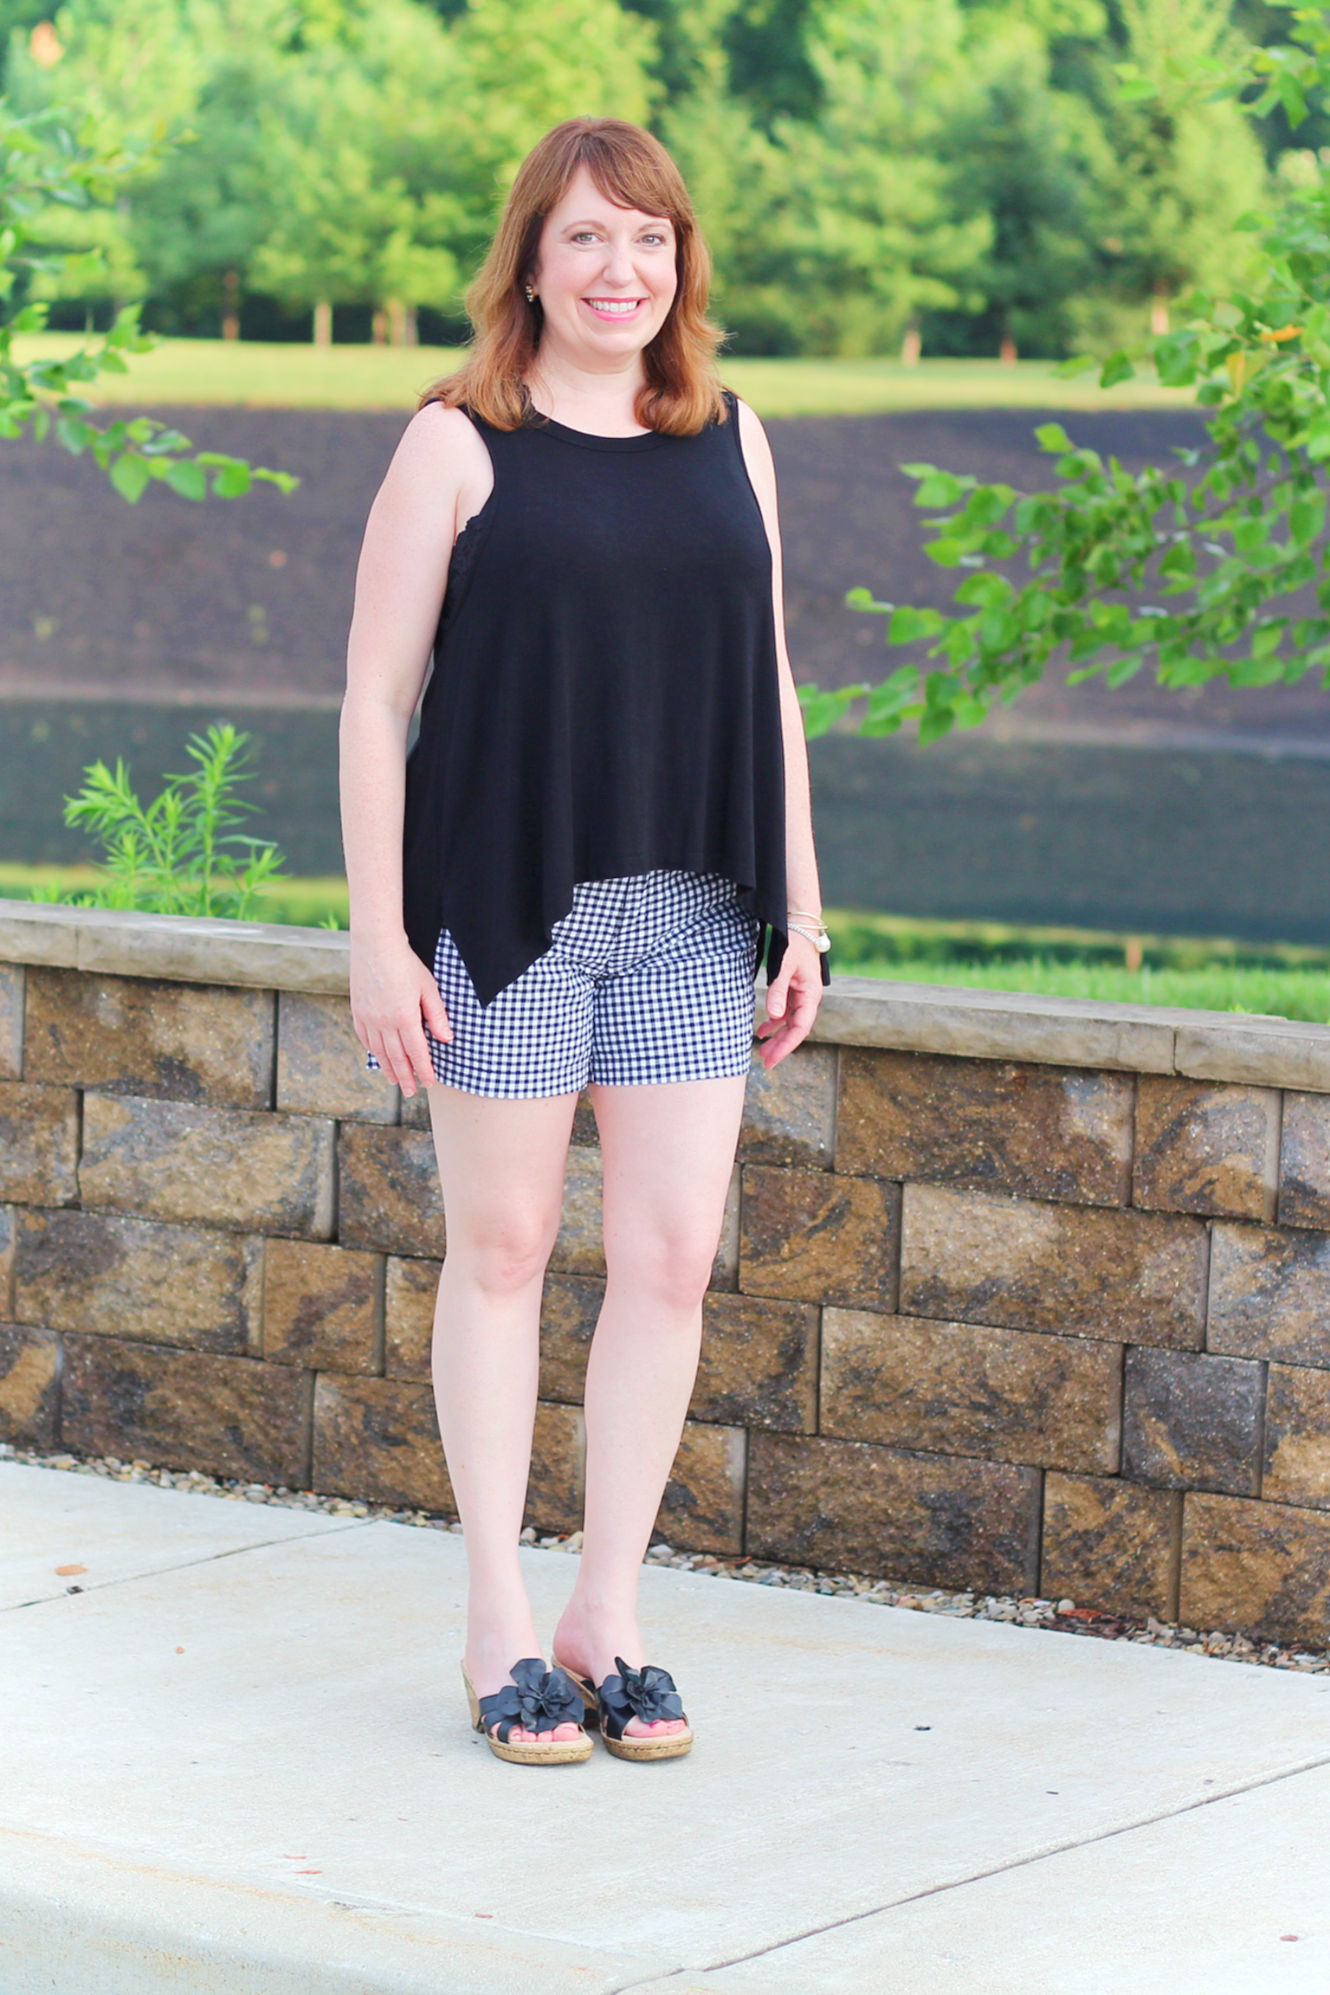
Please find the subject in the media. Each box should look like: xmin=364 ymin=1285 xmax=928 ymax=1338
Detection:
xmin=599 ymin=239 xmax=639 ymax=289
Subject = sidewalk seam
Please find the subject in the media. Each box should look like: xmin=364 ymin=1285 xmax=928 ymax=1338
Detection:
xmin=683 ymin=1748 xmax=1330 ymax=1976
xmin=3 ymin=1518 xmax=372 ymax=1612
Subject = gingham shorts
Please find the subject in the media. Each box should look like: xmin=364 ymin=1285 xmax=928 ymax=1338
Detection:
xmin=366 ymin=869 xmax=763 ymax=1097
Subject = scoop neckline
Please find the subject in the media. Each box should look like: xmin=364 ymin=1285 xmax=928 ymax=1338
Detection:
xmin=522 ymin=409 xmax=670 ymax=452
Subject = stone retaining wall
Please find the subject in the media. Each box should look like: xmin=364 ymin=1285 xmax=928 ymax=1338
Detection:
xmin=3 ymin=900 xmax=1330 ymax=1647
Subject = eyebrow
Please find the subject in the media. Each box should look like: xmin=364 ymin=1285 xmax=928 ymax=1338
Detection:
xmin=561 ymin=216 xmax=672 ymax=230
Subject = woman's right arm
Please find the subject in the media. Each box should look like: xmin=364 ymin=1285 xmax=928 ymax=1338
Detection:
xmin=340 ymin=402 xmax=471 ymax=1094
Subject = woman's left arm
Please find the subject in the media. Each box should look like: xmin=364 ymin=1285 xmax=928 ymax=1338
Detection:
xmin=733 ymin=393 xmax=827 ymax=1065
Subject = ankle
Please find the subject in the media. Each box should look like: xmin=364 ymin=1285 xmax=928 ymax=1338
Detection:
xmin=553 ymin=1610 xmax=646 ymax=1679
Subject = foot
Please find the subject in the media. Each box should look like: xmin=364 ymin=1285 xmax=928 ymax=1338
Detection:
xmin=466 ymin=1620 xmax=584 ymax=1746
xmin=552 ymin=1606 xmax=689 ymax=1741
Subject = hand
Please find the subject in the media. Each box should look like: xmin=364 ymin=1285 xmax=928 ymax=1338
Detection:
xmin=754 ymin=932 xmax=823 ymax=1070
xmin=350 ymin=935 xmax=453 ymax=1096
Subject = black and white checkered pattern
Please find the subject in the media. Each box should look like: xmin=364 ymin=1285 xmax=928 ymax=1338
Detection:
xmin=364 ymin=869 xmax=762 ymax=1098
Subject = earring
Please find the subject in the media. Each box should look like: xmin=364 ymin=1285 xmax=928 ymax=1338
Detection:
xmin=524 ymin=285 xmax=536 ymax=303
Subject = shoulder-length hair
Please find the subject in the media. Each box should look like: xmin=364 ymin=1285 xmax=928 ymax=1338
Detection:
xmin=419 ymin=117 xmax=728 ymax=436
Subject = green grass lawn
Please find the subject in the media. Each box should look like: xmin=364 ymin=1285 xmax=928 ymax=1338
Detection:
xmin=4 ymin=866 xmax=1326 ymax=1021
xmin=13 ymin=334 xmax=1195 ymax=417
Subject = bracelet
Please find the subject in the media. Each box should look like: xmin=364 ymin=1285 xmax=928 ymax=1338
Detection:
xmin=787 ymin=920 xmax=832 ymax=953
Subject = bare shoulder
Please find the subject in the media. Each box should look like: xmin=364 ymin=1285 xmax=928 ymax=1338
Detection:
xmin=388 ymin=400 xmax=486 ymax=487
xmin=373 ymin=400 xmax=493 ymax=534
xmin=729 ymin=393 xmax=779 ymax=509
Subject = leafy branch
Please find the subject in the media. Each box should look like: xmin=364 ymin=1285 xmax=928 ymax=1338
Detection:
xmin=1 ymin=101 xmax=297 ymax=503
xmin=802 ymin=0 xmax=1330 ymax=744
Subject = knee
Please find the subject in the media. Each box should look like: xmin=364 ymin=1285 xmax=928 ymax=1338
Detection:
xmin=608 ymin=1231 xmax=717 ymax=1311
xmin=451 ymin=1214 xmax=556 ymax=1297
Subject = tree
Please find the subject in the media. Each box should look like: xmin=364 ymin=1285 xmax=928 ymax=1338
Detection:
xmin=797 ymin=3 xmax=1330 ymax=744
xmin=127 ymin=41 xmax=287 ymax=340
xmin=927 ymin=13 xmax=1112 ymax=358
xmin=1084 ymin=0 xmax=1270 ymax=338
xmin=0 ymin=100 xmax=296 ymax=500
xmin=669 ymin=0 xmax=991 ymax=357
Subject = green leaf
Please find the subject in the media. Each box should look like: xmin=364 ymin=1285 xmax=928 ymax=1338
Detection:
xmin=954 ymin=572 xmax=1012 ymax=609
xmin=164 ymin=459 xmax=208 ymax=502
xmin=55 ymin=414 xmax=91 ymax=455
xmin=1291 ymin=496 xmax=1325 ymax=545
xmin=1054 ymin=354 xmax=1099 ymax=378
xmin=109 ymin=452 xmax=151 ymax=504
xmin=914 ymin=471 xmax=965 ymax=509
xmin=1276 ymin=72 xmax=1308 ymax=127
xmin=1153 ymin=334 xmax=1199 ymax=387
xmin=212 ymin=463 xmax=252 ymax=498
xmin=1233 ymin=516 xmax=1272 ymax=555
xmin=1106 ymin=655 xmax=1144 ymax=689
xmin=844 ymin=585 xmax=891 ymax=613
xmin=1099 ymin=351 xmax=1136 ymax=389
xmin=887 ymin=606 xmax=942 ymax=643
xmin=1116 ymin=76 xmax=1158 ymax=102
xmin=1034 ymin=423 xmax=1072 ymax=454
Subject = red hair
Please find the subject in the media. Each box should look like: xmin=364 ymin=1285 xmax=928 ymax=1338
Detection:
xmin=420 ymin=117 xmax=728 ymax=435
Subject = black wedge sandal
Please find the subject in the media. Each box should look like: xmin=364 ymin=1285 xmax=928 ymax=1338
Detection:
xmin=461 ymin=1656 xmax=592 ymax=1765
xmin=557 ymin=1654 xmax=693 ymax=1761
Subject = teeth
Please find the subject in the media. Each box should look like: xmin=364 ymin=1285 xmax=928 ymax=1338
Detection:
xmin=587 ymin=300 xmax=639 ymax=314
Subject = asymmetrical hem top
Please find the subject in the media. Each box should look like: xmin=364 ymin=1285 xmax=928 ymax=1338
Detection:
xmin=399 ymin=385 xmax=830 ymax=1009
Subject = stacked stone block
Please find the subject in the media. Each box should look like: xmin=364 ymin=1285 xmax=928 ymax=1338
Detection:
xmin=3 ymin=928 xmax=1330 ymax=1651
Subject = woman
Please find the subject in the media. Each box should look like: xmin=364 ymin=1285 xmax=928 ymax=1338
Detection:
xmin=341 ymin=116 xmax=829 ymax=1766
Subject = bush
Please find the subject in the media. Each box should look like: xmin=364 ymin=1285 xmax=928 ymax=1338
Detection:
xmin=32 ymin=722 xmax=295 ymax=920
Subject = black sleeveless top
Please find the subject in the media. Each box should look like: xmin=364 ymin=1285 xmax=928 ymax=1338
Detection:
xmin=400 ymin=386 xmax=829 ymax=1008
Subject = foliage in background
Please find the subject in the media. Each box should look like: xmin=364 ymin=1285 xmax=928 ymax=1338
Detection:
xmin=0 ymin=98 xmax=298 ymax=499
xmin=799 ymin=1 xmax=1330 ymax=742
xmin=29 ymin=723 xmax=293 ymax=919
xmin=0 ymin=0 xmax=1285 ymax=357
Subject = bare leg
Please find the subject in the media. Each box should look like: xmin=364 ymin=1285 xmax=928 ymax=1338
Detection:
xmin=427 ymin=1080 xmax=583 ymax=1744
xmin=552 ymin=1071 xmax=748 ymax=1737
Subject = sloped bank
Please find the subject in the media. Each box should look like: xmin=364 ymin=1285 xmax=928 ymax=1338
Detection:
xmin=1 ymin=899 xmax=1328 ymax=1649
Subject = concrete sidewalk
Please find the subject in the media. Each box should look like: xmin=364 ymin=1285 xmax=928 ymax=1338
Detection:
xmin=2 ymin=1460 xmax=1329 ymax=1995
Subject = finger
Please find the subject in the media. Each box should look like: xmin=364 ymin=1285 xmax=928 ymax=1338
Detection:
xmin=376 ymin=1028 xmax=420 ymax=1096
xmin=763 ymin=978 xmax=792 ymax=1021
xmin=423 ymin=989 xmax=453 ymax=1042
xmin=401 ymin=1017 xmax=439 ymax=1090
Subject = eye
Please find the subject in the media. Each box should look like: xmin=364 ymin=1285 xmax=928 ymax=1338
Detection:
xmin=571 ymin=230 xmax=600 ymax=244
xmin=641 ymin=232 xmax=668 ymax=246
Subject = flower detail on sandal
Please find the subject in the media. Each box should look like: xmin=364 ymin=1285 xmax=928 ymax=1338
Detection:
xmin=462 ymin=1656 xmax=592 ymax=1764
xmin=600 ymin=1656 xmax=685 ymax=1733
xmin=558 ymin=1653 xmax=694 ymax=1760
xmin=478 ymin=1657 xmax=585 ymax=1740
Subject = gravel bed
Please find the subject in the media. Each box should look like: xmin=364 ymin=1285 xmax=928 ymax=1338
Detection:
xmin=7 ymin=1440 xmax=1327 ymax=1676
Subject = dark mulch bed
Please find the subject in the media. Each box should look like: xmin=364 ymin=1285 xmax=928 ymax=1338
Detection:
xmin=6 ymin=400 xmax=1326 ymax=740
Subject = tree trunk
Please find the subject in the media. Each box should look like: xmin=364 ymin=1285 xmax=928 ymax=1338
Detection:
xmin=999 ymin=333 xmax=1018 ymax=365
xmin=313 ymin=300 xmax=333 ymax=347
xmin=221 ymin=269 xmax=241 ymax=342
xmin=1150 ymin=285 xmax=1169 ymax=337
xmin=900 ymin=323 xmax=921 ymax=366
xmin=386 ymin=299 xmax=417 ymax=347
xmin=371 ymin=307 xmax=388 ymax=345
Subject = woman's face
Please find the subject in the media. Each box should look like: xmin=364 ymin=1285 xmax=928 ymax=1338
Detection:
xmin=528 ymin=163 xmax=678 ymax=367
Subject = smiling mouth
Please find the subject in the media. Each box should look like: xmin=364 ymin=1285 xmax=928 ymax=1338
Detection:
xmin=583 ymin=298 xmax=646 ymax=318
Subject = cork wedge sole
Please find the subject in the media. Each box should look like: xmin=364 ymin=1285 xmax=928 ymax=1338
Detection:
xmin=559 ymin=1661 xmax=694 ymax=1762
xmin=461 ymin=1663 xmax=593 ymax=1765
